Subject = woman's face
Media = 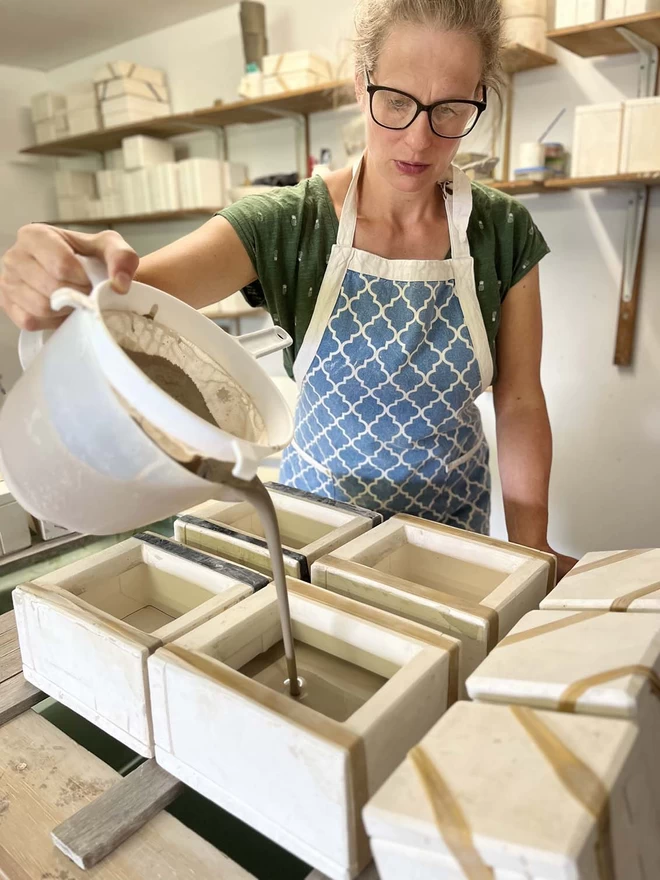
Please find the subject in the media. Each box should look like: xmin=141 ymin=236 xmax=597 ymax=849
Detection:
xmin=359 ymin=24 xmax=483 ymax=193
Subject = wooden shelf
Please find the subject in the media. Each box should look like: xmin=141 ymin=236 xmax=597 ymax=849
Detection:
xmin=546 ymin=171 xmax=660 ymax=188
xmin=51 ymin=208 xmax=219 ymax=226
xmin=189 ymin=79 xmax=355 ymax=127
xmin=20 ymin=114 xmax=211 ymax=157
xmin=489 ymin=179 xmax=548 ymax=195
xmin=502 ymin=43 xmax=557 ymax=74
xmin=488 ymin=171 xmax=660 ymax=194
xmin=548 ymin=11 xmax=660 ymax=56
xmin=20 ymin=81 xmax=356 ymax=158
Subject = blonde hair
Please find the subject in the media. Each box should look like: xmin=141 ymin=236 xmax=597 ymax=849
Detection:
xmin=354 ymin=0 xmax=504 ymax=94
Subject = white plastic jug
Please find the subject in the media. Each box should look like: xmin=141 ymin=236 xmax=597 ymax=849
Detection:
xmin=0 ymin=257 xmax=295 ymax=535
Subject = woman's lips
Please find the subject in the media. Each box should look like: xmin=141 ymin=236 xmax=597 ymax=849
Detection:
xmin=394 ymin=160 xmax=431 ymax=176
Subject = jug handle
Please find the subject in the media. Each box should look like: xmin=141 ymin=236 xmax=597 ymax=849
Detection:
xmin=17 ymin=256 xmax=109 ymax=371
xmin=236 ymin=326 xmax=293 ymax=359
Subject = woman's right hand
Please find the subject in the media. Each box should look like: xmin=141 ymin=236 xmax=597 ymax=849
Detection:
xmin=0 ymin=224 xmax=140 ymax=331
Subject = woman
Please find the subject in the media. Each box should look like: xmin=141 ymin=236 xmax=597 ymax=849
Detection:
xmin=0 ymin=0 xmax=576 ymax=577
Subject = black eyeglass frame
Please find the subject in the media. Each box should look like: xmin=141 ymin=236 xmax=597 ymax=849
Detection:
xmin=365 ymin=71 xmax=488 ymax=139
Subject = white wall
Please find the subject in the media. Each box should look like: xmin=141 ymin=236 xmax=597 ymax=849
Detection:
xmin=3 ymin=4 xmax=659 ymax=553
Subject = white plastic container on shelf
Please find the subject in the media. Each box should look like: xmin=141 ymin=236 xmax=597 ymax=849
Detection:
xmin=35 ymin=115 xmax=68 ymax=144
xmin=177 ymin=158 xmax=223 ymax=209
xmin=95 ymin=169 xmax=124 ymax=198
xmin=555 ymin=0 xmax=578 ymax=27
xmin=147 ymin=163 xmax=180 ymax=212
xmin=101 ymin=193 xmax=124 ymax=217
xmin=222 ymin=161 xmax=249 ymax=195
xmin=55 ymin=170 xmax=96 ymax=199
xmin=263 ymin=71 xmax=330 ymax=96
xmin=504 ymin=15 xmax=547 ymax=51
xmin=604 ymin=0 xmax=626 ymax=16
xmin=68 ymin=107 xmax=101 ymax=135
xmin=576 ymin=0 xmax=603 ymax=23
xmin=122 ymin=135 xmax=175 ymax=170
xmin=94 ymin=60 xmax=166 ymax=88
xmin=503 ymin=0 xmax=547 ymax=15
xmin=102 ymin=95 xmax=171 ymax=127
xmin=626 ymin=0 xmax=660 ymax=12
xmin=262 ymin=51 xmax=332 ymax=79
xmin=56 ymin=196 xmax=90 ymax=222
xmin=64 ymin=82 xmax=97 ymax=113
xmin=103 ymin=148 xmax=125 ymax=170
xmin=238 ymin=71 xmax=263 ymax=99
xmin=571 ymin=102 xmax=623 ymax=177
xmin=30 ymin=91 xmax=66 ymax=123
xmin=621 ymin=97 xmax=660 ymax=174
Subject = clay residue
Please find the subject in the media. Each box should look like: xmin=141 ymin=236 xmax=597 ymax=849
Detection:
xmin=123 ymin=349 xmax=219 ymax=427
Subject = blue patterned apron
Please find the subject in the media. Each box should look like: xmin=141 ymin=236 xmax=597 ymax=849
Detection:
xmin=280 ymin=154 xmax=494 ymax=533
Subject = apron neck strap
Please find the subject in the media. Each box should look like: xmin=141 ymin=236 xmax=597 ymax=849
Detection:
xmin=335 ymin=155 xmax=363 ymax=247
xmin=336 ymin=152 xmax=473 ymax=258
xmin=446 ymin=164 xmax=473 ymax=261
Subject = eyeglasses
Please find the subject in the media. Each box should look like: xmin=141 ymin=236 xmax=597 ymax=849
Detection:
xmin=365 ymin=72 xmax=487 ymax=139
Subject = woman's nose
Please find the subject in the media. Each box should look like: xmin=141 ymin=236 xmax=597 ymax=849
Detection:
xmin=403 ymin=110 xmax=436 ymax=151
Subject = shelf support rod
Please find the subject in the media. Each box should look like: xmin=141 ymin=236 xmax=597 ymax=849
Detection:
xmin=256 ymin=107 xmax=309 ymax=179
xmin=610 ymin=26 xmax=657 ymax=366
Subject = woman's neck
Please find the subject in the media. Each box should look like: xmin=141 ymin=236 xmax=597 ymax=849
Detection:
xmin=357 ymin=152 xmax=447 ymax=228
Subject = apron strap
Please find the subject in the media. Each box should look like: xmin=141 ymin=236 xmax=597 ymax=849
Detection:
xmin=335 ymin=156 xmax=363 ymax=248
xmin=446 ymin=164 xmax=473 ymax=261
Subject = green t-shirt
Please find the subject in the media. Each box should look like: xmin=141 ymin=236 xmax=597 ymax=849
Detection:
xmin=218 ymin=175 xmax=549 ymax=379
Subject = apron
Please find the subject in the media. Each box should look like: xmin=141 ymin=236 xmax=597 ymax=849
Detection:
xmin=279 ymin=154 xmax=494 ymax=534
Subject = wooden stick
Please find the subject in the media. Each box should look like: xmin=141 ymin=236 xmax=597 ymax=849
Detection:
xmin=0 ymin=671 xmax=43 ymax=726
xmin=614 ymin=186 xmax=649 ymax=366
xmin=51 ymin=759 xmax=184 ymax=869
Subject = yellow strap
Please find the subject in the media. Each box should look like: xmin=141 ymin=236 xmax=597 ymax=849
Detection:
xmin=610 ymin=580 xmax=660 ymax=611
xmin=498 ymin=609 xmax=606 ymax=648
xmin=409 ymin=745 xmax=494 ymax=880
xmin=558 ymin=664 xmax=660 ymax=712
xmin=511 ymin=705 xmax=614 ymax=880
xmin=563 ymin=549 xmax=649 ymax=579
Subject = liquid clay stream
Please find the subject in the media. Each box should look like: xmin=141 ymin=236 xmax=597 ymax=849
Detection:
xmin=197 ymin=461 xmax=301 ymax=698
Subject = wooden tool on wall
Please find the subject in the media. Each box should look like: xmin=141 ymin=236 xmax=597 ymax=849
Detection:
xmin=614 ymin=185 xmax=649 ymax=366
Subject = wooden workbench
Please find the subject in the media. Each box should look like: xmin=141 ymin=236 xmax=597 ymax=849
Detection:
xmin=0 ymin=708 xmax=255 ymax=880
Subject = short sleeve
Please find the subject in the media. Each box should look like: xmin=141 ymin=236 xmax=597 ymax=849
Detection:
xmin=508 ymin=203 xmax=550 ymax=293
xmin=217 ymin=195 xmax=279 ymax=309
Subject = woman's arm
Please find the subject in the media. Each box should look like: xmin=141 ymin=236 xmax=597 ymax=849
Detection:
xmin=135 ymin=216 xmax=257 ymax=308
xmin=492 ymin=265 xmax=576 ymax=578
xmin=0 ymin=216 xmax=256 ymax=330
